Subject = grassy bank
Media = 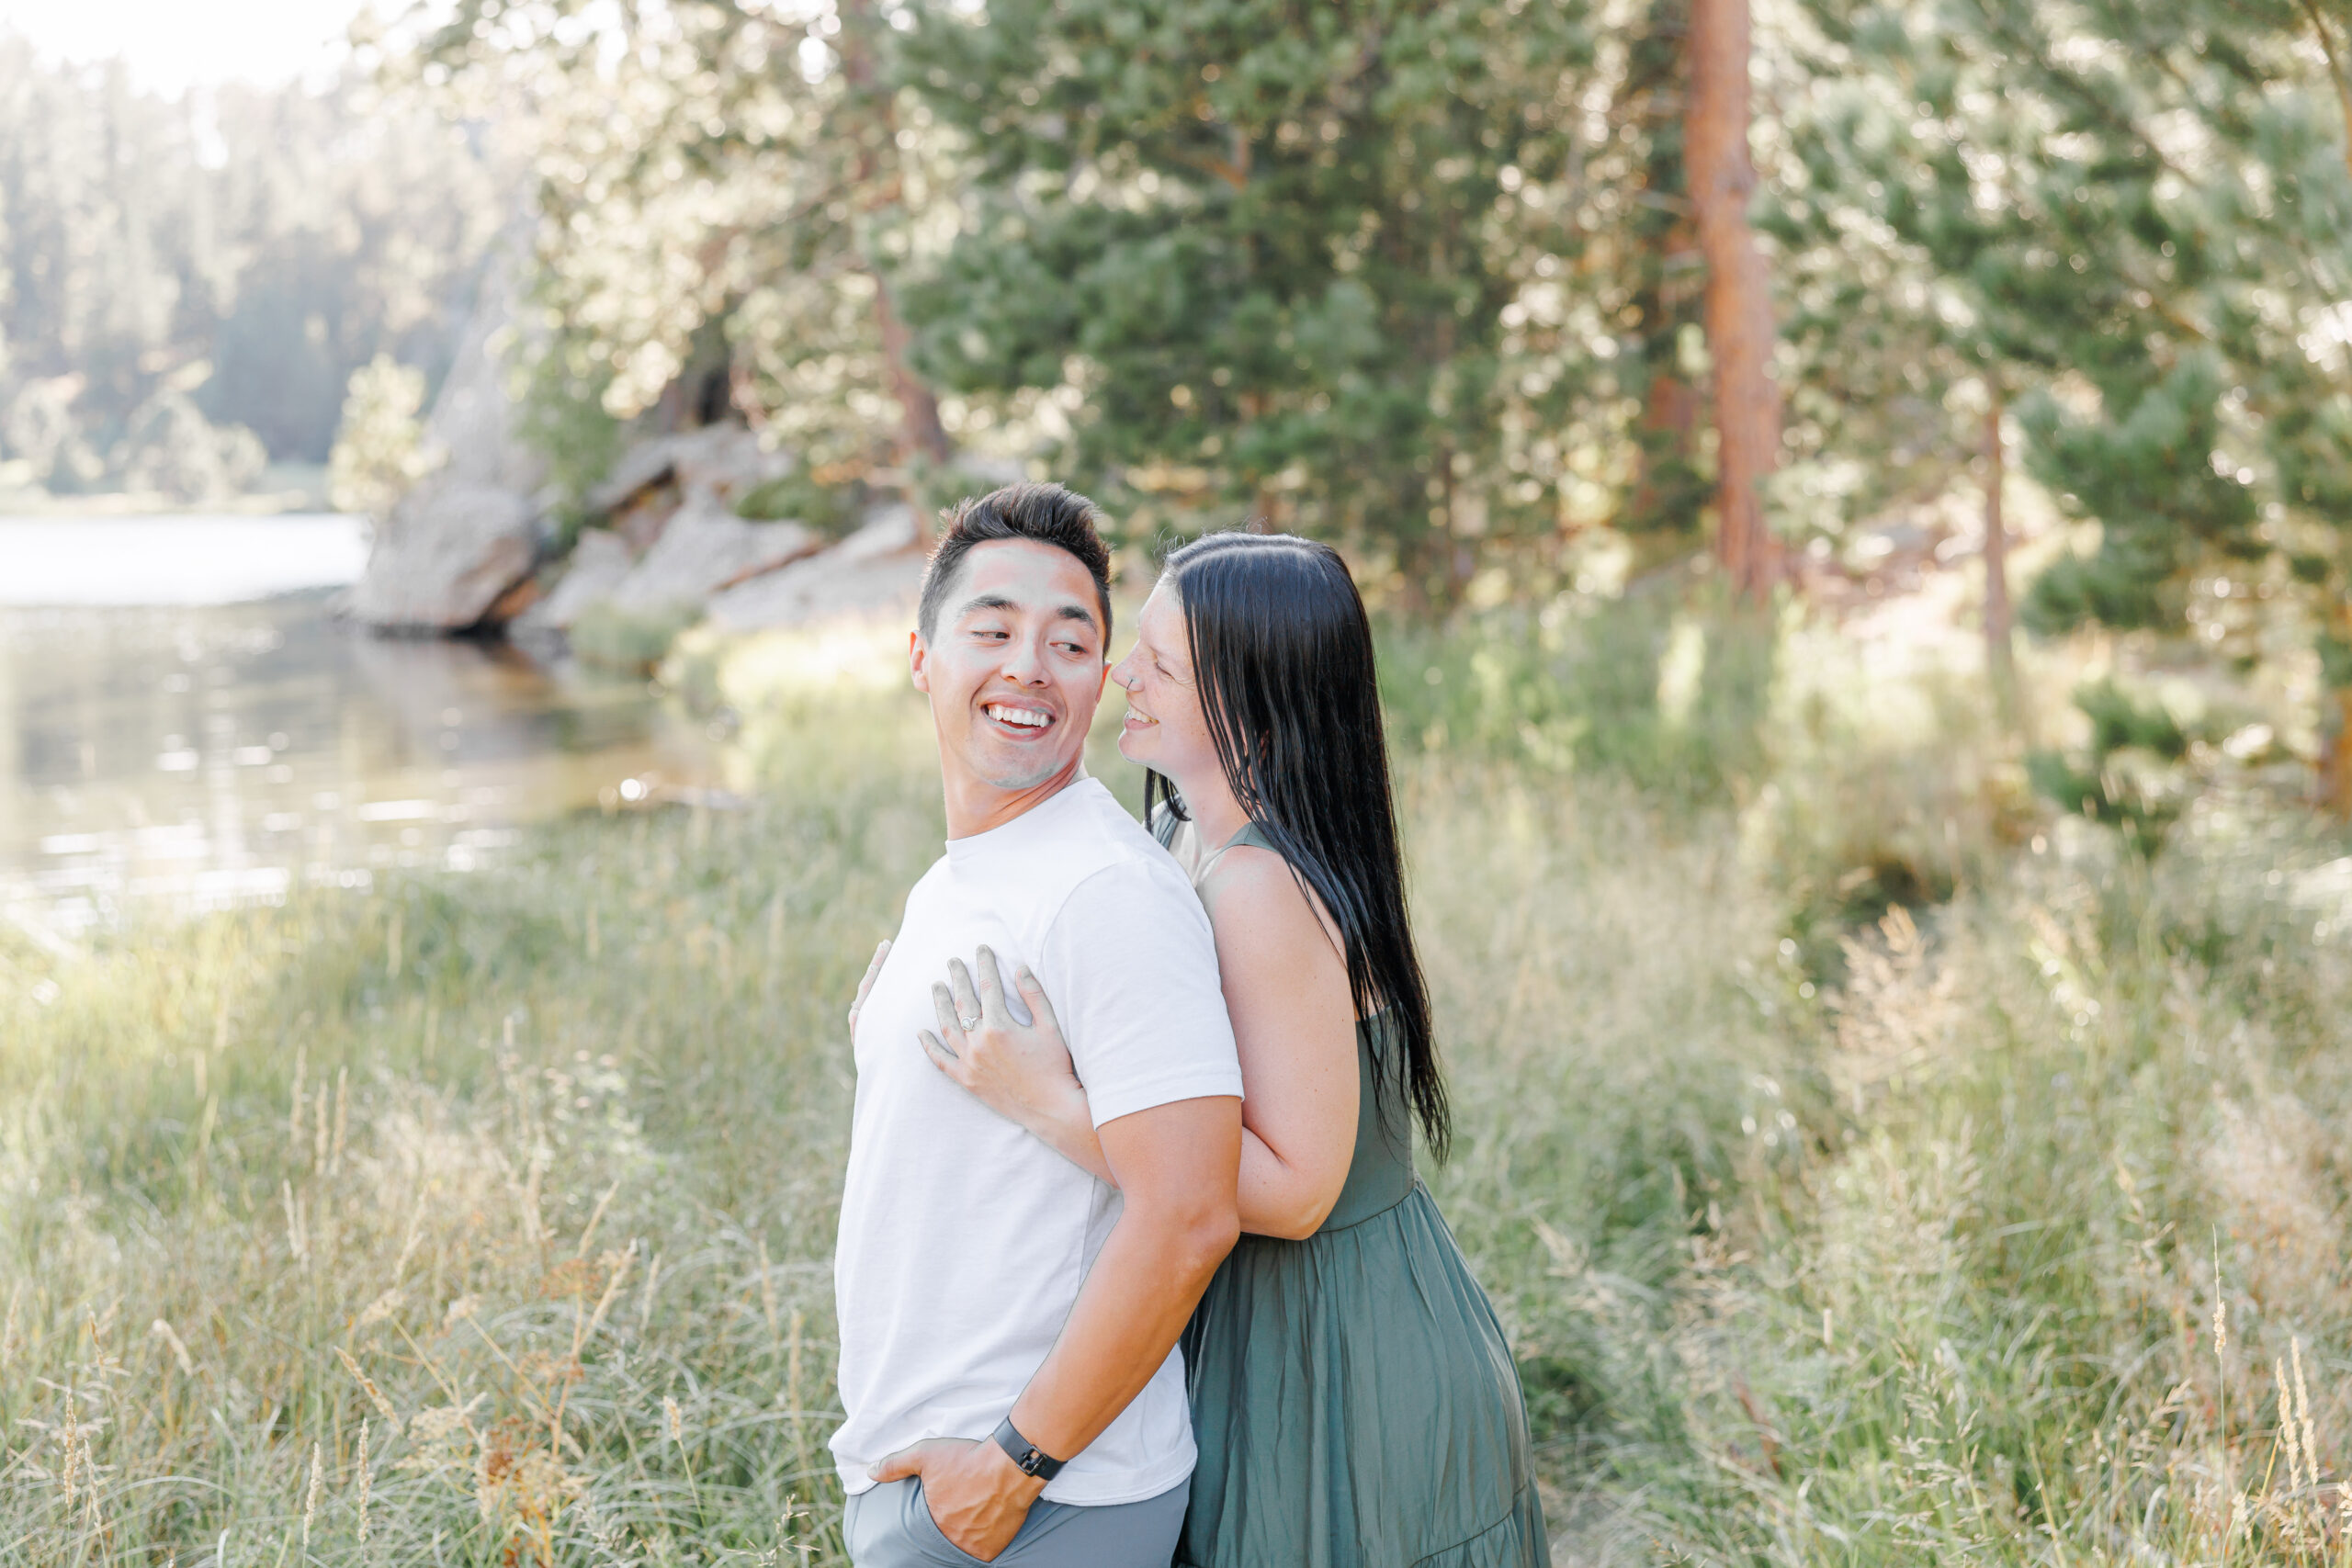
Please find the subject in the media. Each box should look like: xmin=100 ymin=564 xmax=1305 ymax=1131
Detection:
xmin=4 ymin=604 xmax=2349 ymax=1565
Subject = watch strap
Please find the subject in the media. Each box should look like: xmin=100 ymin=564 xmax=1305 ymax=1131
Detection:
xmin=990 ymin=1416 xmax=1066 ymax=1482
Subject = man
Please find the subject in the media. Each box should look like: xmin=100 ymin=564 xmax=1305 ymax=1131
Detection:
xmin=831 ymin=483 xmax=1245 ymax=1566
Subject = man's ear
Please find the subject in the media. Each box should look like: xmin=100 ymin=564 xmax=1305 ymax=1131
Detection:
xmin=909 ymin=629 xmax=931 ymax=694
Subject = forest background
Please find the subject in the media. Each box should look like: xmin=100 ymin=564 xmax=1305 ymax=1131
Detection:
xmin=8 ymin=0 xmax=2352 ymax=1564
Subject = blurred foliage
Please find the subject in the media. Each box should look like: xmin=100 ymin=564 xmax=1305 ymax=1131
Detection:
xmin=569 ymin=599 xmax=705 ymax=674
xmin=1376 ymin=586 xmax=1775 ymax=802
xmin=326 ymin=355 xmax=433 ymax=519
xmin=401 ymin=0 xmax=959 ymax=493
xmin=0 ymin=39 xmax=503 ymax=489
xmin=735 ymin=468 xmax=865 ymax=536
xmin=115 ymin=389 xmax=268 ymax=503
xmin=2026 ymin=678 xmax=2199 ymax=845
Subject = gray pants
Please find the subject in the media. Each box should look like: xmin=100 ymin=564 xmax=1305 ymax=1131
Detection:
xmin=844 ymin=1477 xmax=1186 ymax=1567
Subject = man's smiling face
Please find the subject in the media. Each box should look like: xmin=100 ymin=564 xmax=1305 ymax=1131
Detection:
xmin=910 ymin=538 xmax=1110 ymax=801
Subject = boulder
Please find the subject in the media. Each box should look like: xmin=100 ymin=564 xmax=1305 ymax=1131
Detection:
xmin=707 ymin=505 xmax=923 ymax=632
xmin=603 ymin=490 xmax=821 ymax=615
xmin=514 ymin=529 xmax=637 ymax=633
xmin=344 ymin=479 xmax=541 ymax=630
xmin=350 ymin=229 xmax=548 ymax=631
xmin=585 ymin=423 xmax=790 ymax=518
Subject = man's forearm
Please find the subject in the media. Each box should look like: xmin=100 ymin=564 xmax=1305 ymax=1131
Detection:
xmin=1007 ymin=1095 xmax=1241 ymax=1462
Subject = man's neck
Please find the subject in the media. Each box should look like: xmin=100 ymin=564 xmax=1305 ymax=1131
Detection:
xmin=941 ymin=756 xmax=1089 ymax=840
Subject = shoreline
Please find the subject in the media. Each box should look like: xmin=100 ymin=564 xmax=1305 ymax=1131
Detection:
xmin=0 ymin=468 xmax=333 ymax=518
xmin=0 ymin=491 xmax=332 ymax=518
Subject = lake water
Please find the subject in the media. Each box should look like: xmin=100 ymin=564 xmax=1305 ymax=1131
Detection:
xmin=0 ymin=514 xmax=727 ymax=943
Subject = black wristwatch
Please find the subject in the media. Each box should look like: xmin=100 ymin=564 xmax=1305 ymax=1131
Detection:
xmin=991 ymin=1416 xmax=1066 ymax=1482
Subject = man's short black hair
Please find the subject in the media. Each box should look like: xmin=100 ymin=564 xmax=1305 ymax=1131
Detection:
xmin=918 ymin=482 xmax=1114 ymax=646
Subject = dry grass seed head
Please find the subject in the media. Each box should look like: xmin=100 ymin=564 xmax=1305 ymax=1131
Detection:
xmin=357 ymin=1418 xmax=372 ymax=1543
xmin=302 ymin=1440 xmax=322 ymax=1546
xmin=335 ymin=1344 xmax=401 ymax=1431
xmin=150 ymin=1317 xmax=194 ymax=1377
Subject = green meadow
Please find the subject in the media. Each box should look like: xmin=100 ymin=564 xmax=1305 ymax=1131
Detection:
xmin=6 ymin=602 xmax=2349 ymax=1566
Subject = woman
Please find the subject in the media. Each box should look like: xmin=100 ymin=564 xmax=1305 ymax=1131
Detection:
xmin=902 ymin=533 xmax=1546 ymax=1566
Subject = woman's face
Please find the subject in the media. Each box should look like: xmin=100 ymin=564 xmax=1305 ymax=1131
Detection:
xmin=1110 ymin=584 xmax=1219 ymax=784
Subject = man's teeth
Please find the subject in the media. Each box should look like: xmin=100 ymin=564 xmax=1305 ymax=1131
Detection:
xmin=987 ymin=705 xmax=1052 ymax=729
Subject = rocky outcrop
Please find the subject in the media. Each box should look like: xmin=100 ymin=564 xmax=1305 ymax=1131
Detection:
xmin=348 ymin=233 xmax=548 ymax=631
xmin=522 ymin=530 xmax=638 ymax=632
xmin=603 ymin=493 xmax=820 ymax=615
xmin=514 ymin=424 xmax=816 ymax=635
xmin=586 ymin=423 xmax=788 ymax=517
xmin=346 ymin=481 xmax=540 ymax=629
xmin=707 ymin=505 xmax=923 ymax=632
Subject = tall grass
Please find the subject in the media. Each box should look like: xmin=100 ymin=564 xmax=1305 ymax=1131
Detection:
xmin=4 ymin=604 xmax=2349 ymax=1564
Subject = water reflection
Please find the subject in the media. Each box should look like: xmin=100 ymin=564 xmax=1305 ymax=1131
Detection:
xmin=0 ymin=590 xmax=727 ymax=941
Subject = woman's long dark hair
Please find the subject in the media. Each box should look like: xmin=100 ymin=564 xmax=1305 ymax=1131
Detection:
xmin=1144 ymin=533 xmax=1450 ymax=1160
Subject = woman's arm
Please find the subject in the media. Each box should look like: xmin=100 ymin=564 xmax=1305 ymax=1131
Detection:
xmin=1199 ymin=848 xmax=1359 ymax=1239
xmin=920 ymin=851 xmax=1358 ymax=1240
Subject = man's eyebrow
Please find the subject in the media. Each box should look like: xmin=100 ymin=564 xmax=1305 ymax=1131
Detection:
xmin=955 ymin=593 xmax=1019 ymax=619
xmin=1054 ymin=604 xmax=1102 ymax=631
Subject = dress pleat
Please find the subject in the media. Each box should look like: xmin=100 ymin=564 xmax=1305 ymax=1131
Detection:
xmin=1174 ymin=1021 xmax=1547 ymax=1568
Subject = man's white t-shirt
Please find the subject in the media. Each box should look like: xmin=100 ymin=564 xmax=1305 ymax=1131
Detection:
xmin=830 ymin=776 xmax=1243 ymax=1506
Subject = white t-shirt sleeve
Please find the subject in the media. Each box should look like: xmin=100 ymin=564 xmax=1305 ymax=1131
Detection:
xmin=1039 ymin=861 xmax=1243 ymax=1129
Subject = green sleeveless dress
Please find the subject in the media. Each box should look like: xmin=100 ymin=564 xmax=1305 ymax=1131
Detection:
xmin=1166 ymin=820 xmax=1548 ymax=1568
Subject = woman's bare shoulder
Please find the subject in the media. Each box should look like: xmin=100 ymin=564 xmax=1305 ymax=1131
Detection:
xmin=1202 ymin=845 xmax=1345 ymax=957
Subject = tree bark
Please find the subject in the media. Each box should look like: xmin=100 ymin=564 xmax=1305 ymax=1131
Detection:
xmin=2324 ymin=689 xmax=2352 ymax=818
xmin=1983 ymin=385 xmax=2018 ymax=715
xmin=870 ymin=268 xmax=951 ymax=470
xmin=2325 ymin=599 xmax=2352 ymax=818
xmin=1685 ymin=0 xmax=1783 ymax=602
xmin=835 ymin=0 xmax=952 ymax=522
xmin=2297 ymin=0 xmax=2352 ymax=815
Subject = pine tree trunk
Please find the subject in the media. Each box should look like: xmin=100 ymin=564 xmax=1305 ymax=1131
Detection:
xmin=1983 ymin=387 xmax=2018 ymax=716
xmin=870 ymin=270 xmax=951 ymax=470
xmin=1685 ymin=0 xmax=1783 ymax=602
xmin=2297 ymin=0 xmax=2352 ymax=816
xmin=2324 ymin=597 xmax=2352 ymax=818
xmin=836 ymin=0 xmax=952 ymax=522
xmin=2325 ymin=687 xmax=2352 ymax=818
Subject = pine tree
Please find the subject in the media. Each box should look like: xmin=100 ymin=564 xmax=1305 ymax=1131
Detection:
xmin=892 ymin=0 xmax=1592 ymax=596
xmin=1786 ymin=0 xmax=2352 ymax=803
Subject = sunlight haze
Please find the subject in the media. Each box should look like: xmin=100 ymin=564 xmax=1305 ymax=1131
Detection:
xmin=0 ymin=0 xmax=368 ymax=94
